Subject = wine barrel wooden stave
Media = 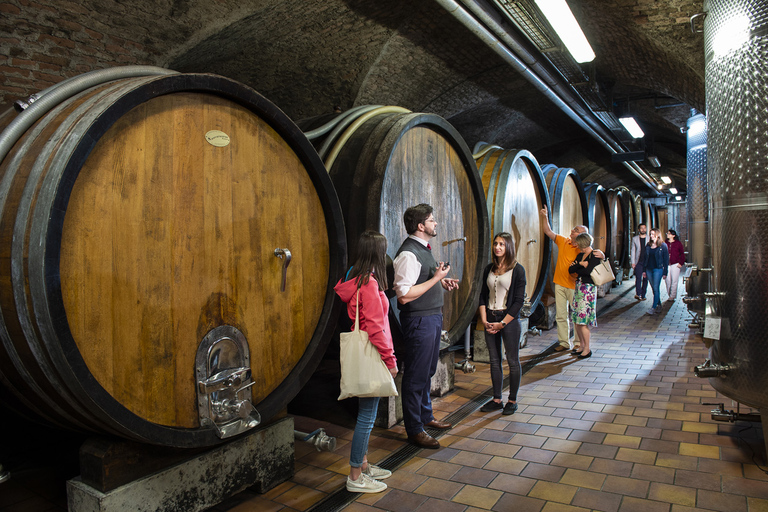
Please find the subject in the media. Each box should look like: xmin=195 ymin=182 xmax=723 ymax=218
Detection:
xmin=657 ymin=207 xmax=669 ymax=233
xmin=324 ymin=112 xmax=489 ymax=343
xmin=540 ymin=165 xmax=588 ymax=296
xmin=475 ymin=147 xmax=550 ymax=311
xmin=607 ymin=188 xmax=631 ymax=271
xmin=584 ymin=183 xmax=611 ymax=262
xmin=0 ymin=73 xmax=346 ymax=447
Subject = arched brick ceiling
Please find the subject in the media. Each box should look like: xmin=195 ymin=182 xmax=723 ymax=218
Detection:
xmin=0 ymin=0 xmax=705 ymax=195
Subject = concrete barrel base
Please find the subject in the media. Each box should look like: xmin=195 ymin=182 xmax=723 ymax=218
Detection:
xmin=67 ymin=417 xmax=294 ymax=512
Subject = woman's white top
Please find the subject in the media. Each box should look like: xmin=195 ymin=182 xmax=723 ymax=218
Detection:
xmin=486 ymin=268 xmax=513 ymax=310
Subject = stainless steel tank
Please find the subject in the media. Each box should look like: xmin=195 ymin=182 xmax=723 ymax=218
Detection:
xmin=684 ymin=113 xmax=709 ymax=316
xmin=702 ymin=0 xmax=768 ymax=412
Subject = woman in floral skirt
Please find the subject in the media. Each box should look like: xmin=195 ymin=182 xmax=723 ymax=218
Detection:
xmin=568 ymin=232 xmax=601 ymax=358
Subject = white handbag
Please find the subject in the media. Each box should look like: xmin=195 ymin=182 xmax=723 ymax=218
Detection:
xmin=590 ymin=258 xmax=616 ymax=286
xmin=338 ymin=289 xmax=398 ymax=400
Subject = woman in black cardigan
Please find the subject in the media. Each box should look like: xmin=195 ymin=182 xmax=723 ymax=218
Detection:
xmin=478 ymin=232 xmax=527 ymax=415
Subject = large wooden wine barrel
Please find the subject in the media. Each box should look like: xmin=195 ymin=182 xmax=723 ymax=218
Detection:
xmin=636 ymin=196 xmax=653 ymax=229
xmin=541 ymin=165 xmax=588 ymax=295
xmin=475 ymin=147 xmax=551 ymax=311
xmin=0 ymin=73 xmax=346 ymax=447
xmin=584 ymin=183 xmax=611 ymax=259
xmin=606 ymin=188 xmax=631 ymax=271
xmin=322 ymin=112 xmax=489 ymax=343
xmin=657 ymin=207 xmax=669 ymax=232
xmin=649 ymin=203 xmax=658 ymax=230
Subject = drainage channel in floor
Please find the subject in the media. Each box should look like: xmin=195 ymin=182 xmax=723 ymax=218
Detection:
xmin=308 ymin=282 xmax=634 ymax=512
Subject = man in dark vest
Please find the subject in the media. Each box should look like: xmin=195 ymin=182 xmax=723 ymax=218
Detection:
xmin=393 ymin=204 xmax=459 ymax=449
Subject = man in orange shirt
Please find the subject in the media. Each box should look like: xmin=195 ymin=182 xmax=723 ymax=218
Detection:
xmin=540 ymin=207 xmax=603 ymax=351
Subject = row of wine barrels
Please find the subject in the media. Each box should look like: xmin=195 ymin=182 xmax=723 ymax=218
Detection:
xmin=541 ymin=165 xmax=589 ymax=296
xmin=657 ymin=208 xmax=669 ymax=233
xmin=633 ymin=193 xmax=658 ymax=230
xmin=607 ymin=187 xmax=632 ymax=271
xmin=584 ymin=183 xmax=611 ymax=260
xmin=584 ymin=183 xmax=612 ymax=293
xmin=474 ymin=146 xmax=550 ymax=311
xmin=0 ymin=73 xmax=347 ymax=447
xmin=315 ymin=111 xmax=489 ymax=344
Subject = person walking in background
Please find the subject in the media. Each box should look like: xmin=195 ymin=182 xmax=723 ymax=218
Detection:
xmin=630 ymin=223 xmax=648 ymax=301
xmin=539 ymin=207 xmax=603 ymax=352
xmin=643 ymin=228 xmax=669 ymax=315
xmin=664 ymin=229 xmax=685 ymax=301
xmin=393 ymin=204 xmax=459 ymax=449
xmin=478 ymin=232 xmax=526 ymax=415
xmin=334 ymin=231 xmax=398 ymax=494
xmin=568 ymin=233 xmax=601 ymax=359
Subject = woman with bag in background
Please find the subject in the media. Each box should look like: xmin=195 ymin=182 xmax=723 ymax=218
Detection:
xmin=334 ymin=231 xmax=398 ymax=494
xmin=664 ymin=229 xmax=685 ymax=302
xmin=568 ymin=232 xmax=600 ymax=359
xmin=642 ymin=228 xmax=669 ymax=315
xmin=478 ymin=232 xmax=526 ymax=415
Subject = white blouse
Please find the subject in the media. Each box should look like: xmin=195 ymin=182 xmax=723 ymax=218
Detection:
xmin=486 ymin=268 xmax=513 ymax=310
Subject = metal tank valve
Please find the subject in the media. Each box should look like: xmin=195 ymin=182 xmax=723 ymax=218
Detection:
xmin=295 ymin=428 xmax=336 ymax=452
xmin=694 ymin=359 xmax=731 ymax=378
xmin=454 ymin=326 xmax=476 ymax=373
xmin=703 ymin=402 xmax=761 ymax=423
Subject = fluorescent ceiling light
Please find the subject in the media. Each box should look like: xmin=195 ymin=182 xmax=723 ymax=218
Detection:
xmin=648 ymin=155 xmax=661 ymax=167
xmin=675 ymin=196 xmax=682 ymax=201
xmin=535 ymin=0 xmax=595 ymax=63
xmin=669 ymin=187 xmax=678 ymax=194
xmin=661 ymin=176 xmax=672 ymax=184
xmin=619 ymin=117 xmax=645 ymax=138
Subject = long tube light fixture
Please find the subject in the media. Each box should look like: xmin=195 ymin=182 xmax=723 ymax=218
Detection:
xmin=619 ymin=117 xmax=645 ymax=138
xmin=534 ymin=0 xmax=595 ymax=63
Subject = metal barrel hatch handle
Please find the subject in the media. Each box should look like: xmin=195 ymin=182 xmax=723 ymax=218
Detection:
xmin=274 ymin=248 xmax=292 ymax=292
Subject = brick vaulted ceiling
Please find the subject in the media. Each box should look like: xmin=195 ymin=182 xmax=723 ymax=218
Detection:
xmin=0 ymin=0 xmax=704 ymax=195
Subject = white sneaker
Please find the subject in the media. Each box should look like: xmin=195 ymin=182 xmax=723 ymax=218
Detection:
xmin=346 ymin=473 xmax=388 ymax=493
xmin=363 ymin=463 xmax=392 ymax=480
xmin=646 ymin=308 xmax=656 ymax=315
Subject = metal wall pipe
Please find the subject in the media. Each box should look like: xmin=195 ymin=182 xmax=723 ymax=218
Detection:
xmin=433 ymin=0 xmax=658 ymax=192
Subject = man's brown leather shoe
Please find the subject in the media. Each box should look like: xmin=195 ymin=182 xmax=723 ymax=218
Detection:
xmin=408 ymin=431 xmax=440 ymax=449
xmin=425 ymin=420 xmax=451 ymax=430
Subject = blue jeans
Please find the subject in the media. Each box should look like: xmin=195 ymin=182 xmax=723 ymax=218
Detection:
xmin=634 ymin=262 xmax=648 ymax=298
xmin=647 ymin=267 xmax=664 ymax=309
xmin=484 ymin=310 xmax=521 ymax=401
xmin=400 ymin=314 xmax=442 ymax=435
xmin=350 ymin=397 xmax=381 ymax=467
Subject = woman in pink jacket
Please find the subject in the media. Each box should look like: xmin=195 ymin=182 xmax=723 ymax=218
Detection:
xmin=664 ymin=229 xmax=686 ymax=301
xmin=334 ymin=231 xmax=397 ymax=494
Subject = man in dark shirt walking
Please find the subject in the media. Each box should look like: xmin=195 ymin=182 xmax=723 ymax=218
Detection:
xmin=630 ymin=223 xmax=649 ymax=300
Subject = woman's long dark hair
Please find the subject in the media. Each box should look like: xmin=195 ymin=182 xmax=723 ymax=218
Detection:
xmin=492 ymin=232 xmax=517 ymax=273
xmin=347 ymin=231 xmax=388 ymax=291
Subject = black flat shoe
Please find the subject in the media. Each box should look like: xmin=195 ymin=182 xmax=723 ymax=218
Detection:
xmin=570 ymin=349 xmax=580 ymax=355
xmin=577 ymin=351 xmax=592 ymax=359
xmin=502 ymin=402 xmax=518 ymax=415
xmin=480 ymin=400 xmax=503 ymax=412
